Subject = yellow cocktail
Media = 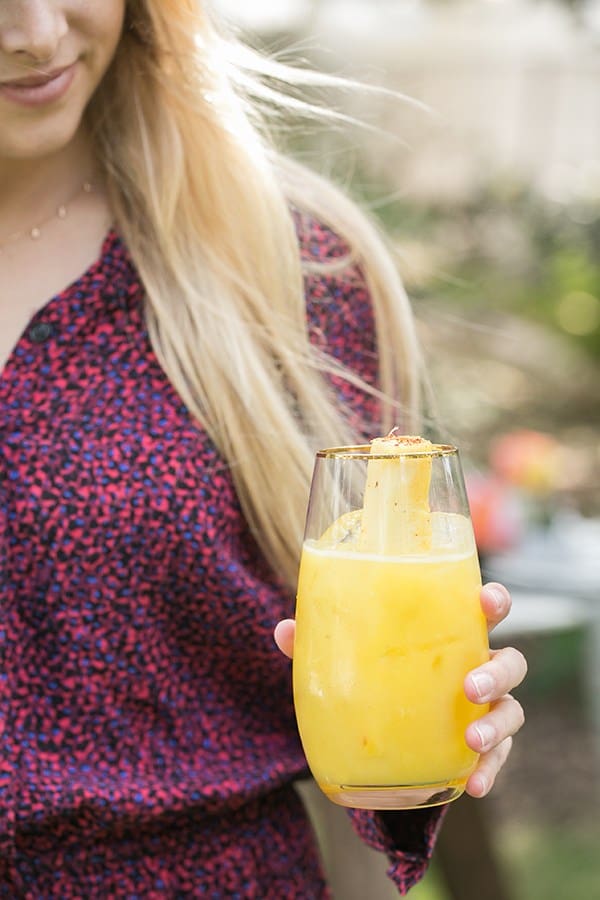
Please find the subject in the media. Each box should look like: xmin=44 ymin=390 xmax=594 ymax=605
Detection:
xmin=293 ymin=435 xmax=489 ymax=809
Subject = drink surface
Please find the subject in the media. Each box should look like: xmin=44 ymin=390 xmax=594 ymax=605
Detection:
xmin=293 ymin=514 xmax=489 ymax=800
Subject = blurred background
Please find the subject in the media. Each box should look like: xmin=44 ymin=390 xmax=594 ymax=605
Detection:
xmin=216 ymin=1 xmax=599 ymax=898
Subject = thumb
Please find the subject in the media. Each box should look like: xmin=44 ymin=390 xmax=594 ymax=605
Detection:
xmin=274 ymin=619 xmax=296 ymax=659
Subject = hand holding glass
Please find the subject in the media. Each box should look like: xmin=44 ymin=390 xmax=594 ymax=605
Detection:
xmin=293 ymin=438 xmax=489 ymax=810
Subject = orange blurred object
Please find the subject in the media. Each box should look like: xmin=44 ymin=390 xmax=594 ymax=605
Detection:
xmin=466 ymin=472 xmax=524 ymax=556
xmin=489 ymin=429 xmax=561 ymax=495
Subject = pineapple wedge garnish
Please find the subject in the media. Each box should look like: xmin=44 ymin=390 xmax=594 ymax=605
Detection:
xmin=358 ymin=433 xmax=434 ymax=555
xmin=320 ymin=508 xmax=363 ymax=546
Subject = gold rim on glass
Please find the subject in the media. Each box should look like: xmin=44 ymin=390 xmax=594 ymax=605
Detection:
xmin=316 ymin=443 xmax=458 ymax=460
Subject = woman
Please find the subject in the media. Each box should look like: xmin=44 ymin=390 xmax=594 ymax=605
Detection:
xmin=0 ymin=1 xmax=527 ymax=897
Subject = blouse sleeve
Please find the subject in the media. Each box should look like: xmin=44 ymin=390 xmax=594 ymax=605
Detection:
xmin=297 ymin=210 xmax=447 ymax=894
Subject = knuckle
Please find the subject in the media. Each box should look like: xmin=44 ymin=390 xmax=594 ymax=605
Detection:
xmin=518 ymin=649 xmax=529 ymax=676
xmin=508 ymin=645 xmax=527 ymax=669
xmin=511 ymin=698 xmax=525 ymax=729
xmin=486 ymin=582 xmax=512 ymax=613
xmin=495 ymin=652 xmax=515 ymax=686
xmin=498 ymin=646 xmax=528 ymax=685
xmin=498 ymin=585 xmax=512 ymax=611
xmin=501 ymin=736 xmax=513 ymax=766
xmin=484 ymin=757 xmax=500 ymax=788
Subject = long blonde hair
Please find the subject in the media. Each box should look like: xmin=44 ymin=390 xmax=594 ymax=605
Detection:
xmin=88 ymin=0 xmax=424 ymax=586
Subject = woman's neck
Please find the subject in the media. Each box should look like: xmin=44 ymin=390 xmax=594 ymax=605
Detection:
xmin=0 ymin=130 xmax=97 ymax=242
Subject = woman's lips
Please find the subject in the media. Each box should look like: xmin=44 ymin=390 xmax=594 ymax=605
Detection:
xmin=0 ymin=63 xmax=77 ymax=108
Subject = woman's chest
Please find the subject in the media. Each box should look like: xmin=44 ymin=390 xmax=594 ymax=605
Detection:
xmin=0 ymin=309 xmax=293 ymax=715
xmin=0 ymin=300 xmax=244 ymax=588
xmin=0 ymin=208 xmax=114 ymax=372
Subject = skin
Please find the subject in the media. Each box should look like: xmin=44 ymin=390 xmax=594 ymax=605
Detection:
xmin=275 ymin=582 xmax=527 ymax=799
xmin=0 ymin=0 xmax=125 ymax=201
xmin=0 ymin=0 xmax=125 ymax=370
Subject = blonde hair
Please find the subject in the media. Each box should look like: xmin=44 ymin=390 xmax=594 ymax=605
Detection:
xmin=88 ymin=0 xmax=423 ymax=587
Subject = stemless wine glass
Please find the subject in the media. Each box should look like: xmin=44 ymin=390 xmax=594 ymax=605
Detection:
xmin=293 ymin=442 xmax=490 ymax=810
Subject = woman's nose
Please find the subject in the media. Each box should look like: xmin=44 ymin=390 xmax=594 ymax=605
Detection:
xmin=0 ymin=1 xmax=68 ymax=65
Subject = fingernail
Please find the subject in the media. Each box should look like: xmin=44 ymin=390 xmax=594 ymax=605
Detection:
xmin=474 ymin=722 xmax=496 ymax=749
xmin=471 ymin=672 xmax=495 ymax=699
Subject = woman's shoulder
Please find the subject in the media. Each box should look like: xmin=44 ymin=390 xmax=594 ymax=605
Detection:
xmin=292 ymin=206 xmax=354 ymax=265
xmin=291 ymin=206 xmax=372 ymax=320
xmin=291 ymin=207 xmax=378 ymax=397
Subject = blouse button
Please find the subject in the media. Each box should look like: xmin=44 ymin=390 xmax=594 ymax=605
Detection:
xmin=29 ymin=321 xmax=54 ymax=343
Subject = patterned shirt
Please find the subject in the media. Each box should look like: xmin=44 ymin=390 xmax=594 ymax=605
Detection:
xmin=0 ymin=214 xmax=444 ymax=898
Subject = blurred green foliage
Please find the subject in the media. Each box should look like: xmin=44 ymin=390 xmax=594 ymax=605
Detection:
xmin=499 ymin=823 xmax=600 ymax=900
xmin=356 ymin=180 xmax=600 ymax=363
xmin=512 ymin=630 xmax=586 ymax=705
xmin=414 ymin=822 xmax=600 ymax=900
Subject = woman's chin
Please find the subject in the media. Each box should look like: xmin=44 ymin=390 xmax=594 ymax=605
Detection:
xmin=0 ymin=113 xmax=85 ymax=163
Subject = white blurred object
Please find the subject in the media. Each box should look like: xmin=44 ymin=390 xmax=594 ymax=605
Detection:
xmin=213 ymin=0 xmax=307 ymax=32
xmin=491 ymin=592 xmax=592 ymax=640
xmin=316 ymin=0 xmax=575 ymax=58
xmin=488 ymin=510 xmax=600 ymax=746
xmin=319 ymin=0 xmax=597 ymax=201
xmin=486 ymin=510 xmax=600 ymax=600
xmin=215 ymin=0 xmax=600 ymax=202
xmin=582 ymin=0 xmax=600 ymax=36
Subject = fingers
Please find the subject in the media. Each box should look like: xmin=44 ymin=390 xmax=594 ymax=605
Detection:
xmin=465 ymin=645 xmax=528 ymax=704
xmin=465 ymin=694 xmax=525 ymax=754
xmin=465 ymin=736 xmax=513 ymax=798
xmin=274 ymin=619 xmax=296 ymax=659
xmin=480 ymin=582 xmax=512 ymax=633
xmin=463 ymin=638 xmax=526 ymax=800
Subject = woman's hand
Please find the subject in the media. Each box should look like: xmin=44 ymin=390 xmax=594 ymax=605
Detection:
xmin=274 ymin=581 xmax=527 ymax=800
xmin=462 ymin=582 xmax=526 ymax=798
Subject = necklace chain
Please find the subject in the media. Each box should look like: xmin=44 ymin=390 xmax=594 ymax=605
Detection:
xmin=0 ymin=181 xmax=94 ymax=251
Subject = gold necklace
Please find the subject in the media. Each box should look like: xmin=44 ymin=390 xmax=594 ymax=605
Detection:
xmin=0 ymin=181 xmax=94 ymax=252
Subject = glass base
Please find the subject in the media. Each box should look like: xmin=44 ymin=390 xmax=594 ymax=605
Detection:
xmin=320 ymin=779 xmax=466 ymax=810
